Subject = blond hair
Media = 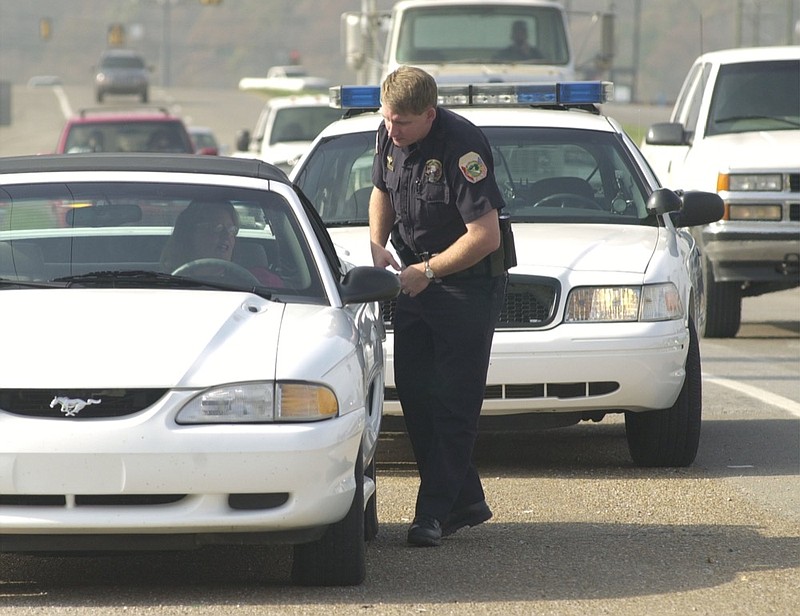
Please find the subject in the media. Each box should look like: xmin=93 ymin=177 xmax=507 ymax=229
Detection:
xmin=381 ymin=65 xmax=438 ymax=115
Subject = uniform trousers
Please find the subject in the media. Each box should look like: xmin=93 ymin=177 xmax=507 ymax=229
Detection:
xmin=393 ymin=273 xmax=504 ymax=522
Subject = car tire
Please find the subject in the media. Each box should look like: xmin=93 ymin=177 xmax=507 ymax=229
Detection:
xmin=625 ymin=317 xmax=701 ymax=467
xmin=141 ymin=89 xmax=149 ymax=104
xmin=364 ymin=456 xmax=378 ymax=541
xmin=701 ymin=256 xmax=741 ymax=338
xmin=291 ymin=449 xmax=366 ymax=586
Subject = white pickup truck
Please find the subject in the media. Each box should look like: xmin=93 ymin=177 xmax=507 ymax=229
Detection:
xmin=232 ymin=94 xmax=343 ymax=173
xmin=640 ymin=46 xmax=800 ymax=338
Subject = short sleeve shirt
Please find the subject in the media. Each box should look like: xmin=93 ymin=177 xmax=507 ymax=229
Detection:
xmin=372 ymin=106 xmax=504 ymax=255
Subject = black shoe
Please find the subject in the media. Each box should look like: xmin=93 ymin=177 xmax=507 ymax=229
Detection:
xmin=407 ymin=515 xmax=442 ymax=547
xmin=442 ymin=500 xmax=492 ymax=537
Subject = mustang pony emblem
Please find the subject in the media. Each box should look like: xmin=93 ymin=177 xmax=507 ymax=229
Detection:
xmin=50 ymin=396 xmax=101 ymax=417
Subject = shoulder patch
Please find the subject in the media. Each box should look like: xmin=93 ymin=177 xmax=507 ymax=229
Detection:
xmin=458 ymin=152 xmax=488 ymax=184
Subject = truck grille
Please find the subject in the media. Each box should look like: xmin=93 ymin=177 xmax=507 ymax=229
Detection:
xmin=381 ymin=274 xmax=560 ymax=330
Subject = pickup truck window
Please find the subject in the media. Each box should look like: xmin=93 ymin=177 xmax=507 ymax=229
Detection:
xmin=706 ymin=59 xmax=800 ymax=137
xmin=396 ymin=6 xmax=569 ymax=65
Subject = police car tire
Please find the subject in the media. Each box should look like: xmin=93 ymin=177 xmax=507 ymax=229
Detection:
xmin=291 ymin=448 xmax=366 ymax=586
xmin=624 ymin=317 xmax=702 ymax=467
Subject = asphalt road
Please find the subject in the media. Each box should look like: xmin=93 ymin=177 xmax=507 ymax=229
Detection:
xmin=0 ymin=84 xmax=797 ymax=616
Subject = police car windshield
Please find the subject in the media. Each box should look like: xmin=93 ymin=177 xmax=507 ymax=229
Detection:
xmin=294 ymin=127 xmax=654 ymax=226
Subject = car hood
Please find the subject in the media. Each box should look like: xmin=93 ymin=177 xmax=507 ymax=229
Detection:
xmin=329 ymin=223 xmax=658 ymax=275
xmin=1 ymin=289 xmax=287 ymax=389
xmin=693 ymin=129 xmax=800 ymax=172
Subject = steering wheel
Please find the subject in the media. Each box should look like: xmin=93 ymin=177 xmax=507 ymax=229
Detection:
xmin=533 ymin=193 xmax=603 ymax=210
xmin=172 ymin=258 xmax=260 ymax=286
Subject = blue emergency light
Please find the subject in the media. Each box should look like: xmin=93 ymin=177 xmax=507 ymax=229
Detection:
xmin=329 ymin=81 xmax=613 ymax=109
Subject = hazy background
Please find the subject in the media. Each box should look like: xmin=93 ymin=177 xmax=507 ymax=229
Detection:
xmin=0 ymin=0 xmax=798 ymax=104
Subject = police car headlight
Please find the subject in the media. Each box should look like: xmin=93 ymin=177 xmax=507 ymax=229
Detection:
xmin=176 ymin=382 xmax=338 ymax=424
xmin=565 ymin=283 xmax=682 ymax=322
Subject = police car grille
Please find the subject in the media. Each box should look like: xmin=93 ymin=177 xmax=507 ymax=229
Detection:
xmin=0 ymin=389 xmax=168 ymax=419
xmin=381 ymin=275 xmax=559 ymax=329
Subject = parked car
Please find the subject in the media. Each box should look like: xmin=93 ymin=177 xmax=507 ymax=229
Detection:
xmin=94 ymin=49 xmax=150 ymax=103
xmin=233 ymin=95 xmax=343 ymax=173
xmin=640 ymin=46 xmax=800 ymax=338
xmin=188 ymin=125 xmax=221 ymax=155
xmin=0 ymin=154 xmax=399 ymax=586
xmin=55 ymin=107 xmax=195 ymax=154
xmin=291 ymin=81 xmax=724 ymax=467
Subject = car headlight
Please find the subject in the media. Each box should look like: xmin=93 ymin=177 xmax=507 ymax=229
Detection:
xmin=565 ymin=283 xmax=682 ymax=322
xmin=175 ymin=382 xmax=338 ymax=424
xmin=718 ymin=173 xmax=782 ymax=191
xmin=726 ymin=204 xmax=783 ymax=221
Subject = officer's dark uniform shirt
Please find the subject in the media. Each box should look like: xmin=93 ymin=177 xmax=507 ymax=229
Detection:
xmin=372 ymin=106 xmax=504 ymax=256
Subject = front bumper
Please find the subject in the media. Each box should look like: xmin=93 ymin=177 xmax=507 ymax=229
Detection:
xmin=382 ymin=320 xmax=691 ymax=416
xmin=0 ymin=395 xmax=364 ymax=545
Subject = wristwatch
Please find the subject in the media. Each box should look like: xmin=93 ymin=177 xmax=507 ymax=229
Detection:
xmin=424 ymin=258 xmax=436 ymax=280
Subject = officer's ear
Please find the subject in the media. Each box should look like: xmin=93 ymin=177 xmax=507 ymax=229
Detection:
xmin=425 ymin=107 xmax=436 ymax=123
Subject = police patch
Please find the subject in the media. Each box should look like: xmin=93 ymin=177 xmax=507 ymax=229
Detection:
xmin=458 ymin=152 xmax=488 ymax=184
xmin=424 ymin=159 xmax=443 ymax=182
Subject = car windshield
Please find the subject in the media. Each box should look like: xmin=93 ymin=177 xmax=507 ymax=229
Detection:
xmin=64 ymin=122 xmax=192 ymax=154
xmin=0 ymin=182 xmax=325 ymax=303
xmin=294 ymin=126 xmax=654 ymax=226
xmin=705 ymin=59 xmax=800 ymax=136
xmin=270 ymin=107 xmax=344 ymax=144
xmin=102 ymin=55 xmax=145 ymax=70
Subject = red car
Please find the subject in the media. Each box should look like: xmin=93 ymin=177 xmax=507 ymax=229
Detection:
xmin=55 ymin=108 xmax=195 ymax=155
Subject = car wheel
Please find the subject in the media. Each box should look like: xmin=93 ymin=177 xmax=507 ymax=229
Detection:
xmin=364 ymin=456 xmax=378 ymax=541
xmin=291 ymin=449 xmax=366 ymax=586
xmin=141 ymin=89 xmax=149 ymax=103
xmin=701 ymin=256 xmax=741 ymax=338
xmin=625 ymin=317 xmax=701 ymax=467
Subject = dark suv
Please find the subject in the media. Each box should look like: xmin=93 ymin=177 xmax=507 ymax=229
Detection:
xmin=56 ymin=108 xmax=195 ymax=154
xmin=94 ymin=49 xmax=150 ymax=103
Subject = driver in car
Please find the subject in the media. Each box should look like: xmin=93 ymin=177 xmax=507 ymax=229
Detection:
xmin=160 ymin=200 xmax=282 ymax=286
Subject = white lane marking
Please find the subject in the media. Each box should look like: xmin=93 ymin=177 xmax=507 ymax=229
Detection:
xmin=52 ymin=86 xmax=72 ymax=119
xmin=704 ymin=373 xmax=800 ymax=418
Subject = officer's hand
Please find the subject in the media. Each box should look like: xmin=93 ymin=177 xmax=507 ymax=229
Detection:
xmin=399 ymin=264 xmax=430 ymax=297
xmin=371 ymin=243 xmax=401 ymax=272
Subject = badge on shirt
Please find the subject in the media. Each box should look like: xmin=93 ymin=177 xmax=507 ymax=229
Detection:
xmin=386 ymin=155 xmax=394 ymax=171
xmin=424 ymin=159 xmax=443 ymax=183
xmin=458 ymin=152 xmax=488 ymax=184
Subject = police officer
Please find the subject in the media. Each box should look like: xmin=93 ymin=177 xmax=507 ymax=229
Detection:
xmin=369 ymin=66 xmax=507 ymax=547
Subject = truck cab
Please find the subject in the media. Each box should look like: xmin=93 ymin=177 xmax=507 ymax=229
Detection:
xmin=344 ymin=0 xmax=576 ymax=84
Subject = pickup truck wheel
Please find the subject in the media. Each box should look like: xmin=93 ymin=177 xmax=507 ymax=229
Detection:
xmin=625 ymin=318 xmax=701 ymax=467
xmin=702 ymin=256 xmax=741 ymax=338
xmin=291 ymin=451 xmax=366 ymax=586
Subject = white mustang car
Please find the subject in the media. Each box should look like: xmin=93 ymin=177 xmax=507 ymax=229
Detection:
xmin=0 ymin=154 xmax=399 ymax=586
xmin=291 ymin=82 xmax=724 ymax=468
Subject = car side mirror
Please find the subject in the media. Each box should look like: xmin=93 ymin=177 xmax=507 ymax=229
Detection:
xmin=235 ymin=129 xmax=250 ymax=152
xmin=670 ymin=191 xmax=724 ymax=228
xmin=339 ymin=266 xmax=400 ymax=305
xmin=645 ymin=122 xmax=687 ymax=146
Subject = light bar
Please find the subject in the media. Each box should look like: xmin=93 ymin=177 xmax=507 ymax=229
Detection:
xmin=329 ymin=85 xmax=381 ymax=109
xmin=330 ymin=81 xmax=613 ymax=110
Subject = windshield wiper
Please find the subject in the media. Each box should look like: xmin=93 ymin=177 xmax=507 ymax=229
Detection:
xmin=52 ymin=270 xmax=271 ymax=297
xmin=0 ymin=278 xmax=67 ymax=289
xmin=326 ymin=220 xmax=369 ymax=227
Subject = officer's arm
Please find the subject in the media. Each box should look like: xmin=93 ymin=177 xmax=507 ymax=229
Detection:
xmin=369 ymin=187 xmax=401 ymax=271
xmin=400 ymin=209 xmax=500 ymax=297
xmin=428 ymin=208 xmax=500 ymax=278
